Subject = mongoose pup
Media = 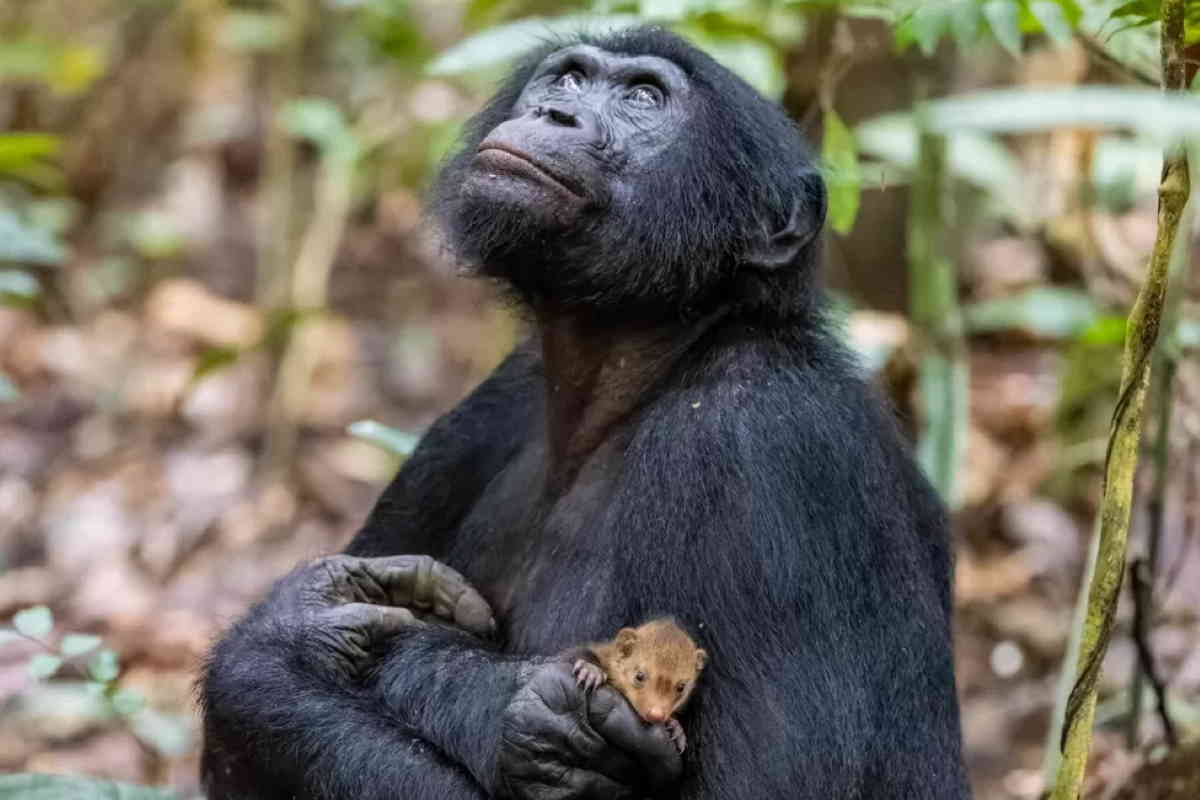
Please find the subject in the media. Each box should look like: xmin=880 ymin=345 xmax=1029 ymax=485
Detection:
xmin=572 ymin=618 xmax=707 ymax=753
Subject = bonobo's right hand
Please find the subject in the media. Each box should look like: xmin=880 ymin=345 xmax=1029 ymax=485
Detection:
xmin=496 ymin=660 xmax=683 ymax=800
xmin=266 ymin=554 xmax=496 ymax=681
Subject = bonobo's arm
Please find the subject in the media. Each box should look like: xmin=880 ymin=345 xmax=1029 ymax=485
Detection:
xmin=202 ymin=346 xmax=680 ymax=799
xmin=202 ymin=554 xmax=682 ymax=800
xmin=201 ymin=557 xmax=500 ymax=800
xmin=202 ymin=350 xmax=535 ymax=800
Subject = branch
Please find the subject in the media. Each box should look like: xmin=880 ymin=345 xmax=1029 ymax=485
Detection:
xmin=1050 ymin=1 xmax=1191 ymax=796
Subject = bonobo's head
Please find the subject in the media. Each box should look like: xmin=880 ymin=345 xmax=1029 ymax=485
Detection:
xmin=433 ymin=27 xmax=826 ymax=322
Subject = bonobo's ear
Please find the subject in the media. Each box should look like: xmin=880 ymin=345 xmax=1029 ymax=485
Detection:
xmin=740 ymin=184 xmax=827 ymax=271
xmin=694 ymin=649 xmax=708 ymax=672
xmin=616 ymin=628 xmax=638 ymax=658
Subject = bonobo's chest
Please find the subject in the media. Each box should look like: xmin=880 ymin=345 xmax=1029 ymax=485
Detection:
xmin=441 ymin=435 xmax=629 ymax=654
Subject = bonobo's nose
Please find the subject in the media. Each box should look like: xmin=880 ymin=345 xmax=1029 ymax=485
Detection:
xmin=535 ymin=105 xmax=579 ymax=128
xmin=643 ymin=708 xmax=667 ymax=724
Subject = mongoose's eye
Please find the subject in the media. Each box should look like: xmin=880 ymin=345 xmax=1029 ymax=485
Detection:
xmin=634 ymin=671 xmax=646 ymax=684
xmin=676 ymin=682 xmax=687 ymax=694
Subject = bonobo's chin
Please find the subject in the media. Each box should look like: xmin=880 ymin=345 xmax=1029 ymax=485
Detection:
xmin=460 ymin=166 xmax=586 ymax=229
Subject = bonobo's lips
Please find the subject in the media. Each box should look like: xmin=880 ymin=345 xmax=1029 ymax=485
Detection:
xmin=474 ymin=141 xmax=584 ymax=199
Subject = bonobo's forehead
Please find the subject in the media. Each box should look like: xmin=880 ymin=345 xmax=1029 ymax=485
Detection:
xmin=535 ymin=44 xmax=691 ymax=90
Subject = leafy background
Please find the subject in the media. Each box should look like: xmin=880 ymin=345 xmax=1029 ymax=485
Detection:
xmin=1 ymin=0 xmax=1199 ymax=797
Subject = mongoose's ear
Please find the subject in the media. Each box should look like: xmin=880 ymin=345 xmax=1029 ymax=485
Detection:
xmin=695 ymin=649 xmax=708 ymax=672
xmin=616 ymin=628 xmax=638 ymax=658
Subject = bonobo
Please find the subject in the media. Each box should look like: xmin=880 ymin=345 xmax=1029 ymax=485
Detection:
xmin=571 ymin=619 xmax=707 ymax=754
xmin=201 ymin=26 xmax=971 ymax=800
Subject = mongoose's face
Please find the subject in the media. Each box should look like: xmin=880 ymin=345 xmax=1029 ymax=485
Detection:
xmin=606 ymin=622 xmax=707 ymax=724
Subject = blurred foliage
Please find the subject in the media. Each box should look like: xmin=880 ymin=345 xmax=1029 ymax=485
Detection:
xmin=0 ymin=607 xmax=193 ymax=759
xmin=0 ymin=774 xmax=178 ymax=800
xmin=1 ymin=0 xmax=1198 ymax=795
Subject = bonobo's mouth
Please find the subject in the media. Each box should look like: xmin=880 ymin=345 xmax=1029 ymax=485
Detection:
xmin=474 ymin=141 xmax=584 ymax=199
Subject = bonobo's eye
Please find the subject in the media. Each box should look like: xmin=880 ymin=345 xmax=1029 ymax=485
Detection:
xmin=554 ymin=70 xmax=585 ymax=92
xmin=676 ymin=682 xmax=687 ymax=695
xmin=634 ymin=670 xmax=647 ymax=685
xmin=625 ymin=84 xmax=663 ymax=109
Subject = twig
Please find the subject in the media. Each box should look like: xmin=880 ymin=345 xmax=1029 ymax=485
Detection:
xmin=1050 ymin=1 xmax=1191 ymax=796
xmin=1129 ymin=559 xmax=1178 ymax=748
xmin=908 ymin=101 xmax=968 ymax=509
xmin=1078 ymin=35 xmax=1159 ymax=87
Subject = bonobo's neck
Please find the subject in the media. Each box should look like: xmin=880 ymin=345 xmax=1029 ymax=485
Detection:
xmin=538 ymin=308 xmax=723 ymax=491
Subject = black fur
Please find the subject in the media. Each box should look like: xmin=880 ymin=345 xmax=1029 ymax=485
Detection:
xmin=201 ymin=26 xmax=969 ymax=800
xmin=433 ymin=27 xmax=826 ymax=323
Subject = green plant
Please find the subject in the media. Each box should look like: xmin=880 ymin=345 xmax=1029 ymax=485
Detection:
xmin=0 ymin=606 xmax=192 ymax=761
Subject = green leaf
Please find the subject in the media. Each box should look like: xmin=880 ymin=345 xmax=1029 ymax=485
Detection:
xmin=192 ymin=346 xmax=240 ymax=383
xmin=1055 ymin=0 xmax=1084 ymax=27
xmin=964 ymin=287 xmax=1098 ymax=338
xmin=0 ymin=133 xmax=61 ymax=173
xmin=916 ymin=350 xmax=969 ymax=509
xmin=1031 ymin=1 xmax=1073 ymax=44
xmin=220 ymin=10 xmax=290 ymax=52
xmin=1177 ymin=320 xmax=1200 ymax=349
xmin=910 ymin=6 xmax=952 ymax=56
xmin=0 ymin=211 xmax=65 ymax=265
xmin=674 ymin=26 xmax=784 ymax=98
xmin=348 ymin=420 xmax=422 ymax=457
xmin=822 ymin=109 xmax=861 ymax=235
xmin=88 ymin=649 xmax=119 ymax=683
xmin=921 ymin=87 xmax=1200 ymax=143
xmin=112 ymin=688 xmax=146 ymax=716
xmin=0 ymin=269 xmax=40 ymax=302
xmin=0 ymin=372 xmax=17 ymax=404
xmin=1108 ymin=0 xmax=1157 ymax=20
xmin=130 ymin=708 xmax=193 ymax=758
xmin=0 ymin=773 xmax=179 ymax=799
xmin=640 ymin=0 xmax=688 ymax=20
xmin=13 ymin=606 xmax=53 ymax=640
xmin=950 ymin=1 xmax=984 ymax=47
xmin=59 ymin=633 xmax=103 ymax=658
xmin=983 ymin=0 xmax=1024 ymax=56
xmin=427 ymin=15 xmax=639 ymax=76
xmin=1078 ymin=315 xmax=1127 ymax=346
xmin=855 ymin=113 xmax=1023 ymax=216
xmin=126 ymin=211 xmax=184 ymax=261
xmin=279 ymin=99 xmax=355 ymax=157
xmin=28 ymin=653 xmax=63 ymax=679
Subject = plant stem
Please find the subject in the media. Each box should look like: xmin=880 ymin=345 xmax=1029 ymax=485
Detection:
xmin=1050 ymin=1 xmax=1190 ymax=795
xmin=908 ymin=110 xmax=967 ymax=509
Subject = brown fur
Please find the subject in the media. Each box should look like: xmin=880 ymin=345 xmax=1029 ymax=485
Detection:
xmin=573 ymin=618 xmax=706 ymax=752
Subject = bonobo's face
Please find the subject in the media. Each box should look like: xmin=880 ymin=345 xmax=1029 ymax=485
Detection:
xmin=461 ymin=45 xmax=691 ymax=229
xmin=435 ymin=29 xmax=825 ymax=320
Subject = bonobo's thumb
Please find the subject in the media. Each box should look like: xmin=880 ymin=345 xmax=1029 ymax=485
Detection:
xmin=587 ymin=684 xmax=684 ymax=790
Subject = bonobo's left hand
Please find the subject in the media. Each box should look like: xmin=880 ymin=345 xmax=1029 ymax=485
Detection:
xmin=497 ymin=660 xmax=683 ymax=800
xmin=277 ymin=553 xmax=496 ymax=680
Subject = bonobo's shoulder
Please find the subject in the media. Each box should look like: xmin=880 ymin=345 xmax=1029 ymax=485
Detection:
xmin=650 ymin=319 xmax=905 ymax=457
xmin=683 ymin=320 xmax=875 ymax=413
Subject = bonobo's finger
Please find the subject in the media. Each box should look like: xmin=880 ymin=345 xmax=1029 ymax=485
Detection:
xmin=308 ymin=604 xmax=423 ymax=680
xmin=309 ymin=554 xmax=495 ymax=637
xmin=323 ymin=603 xmax=424 ymax=638
xmin=588 ymin=683 xmax=683 ymax=789
xmin=346 ymin=555 xmax=495 ymax=637
xmin=502 ymin=768 xmax=638 ymax=800
xmin=521 ymin=661 xmax=646 ymax=784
